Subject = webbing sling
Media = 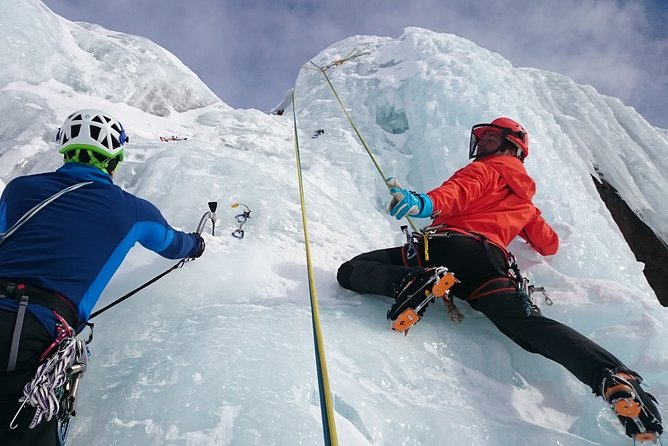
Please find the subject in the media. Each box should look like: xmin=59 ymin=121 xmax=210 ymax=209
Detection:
xmin=7 ymin=295 xmax=29 ymax=372
xmin=2 ymin=181 xmax=91 ymax=371
xmin=0 ymin=181 xmax=92 ymax=246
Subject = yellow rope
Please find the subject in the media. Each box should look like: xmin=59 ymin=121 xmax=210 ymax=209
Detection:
xmin=312 ymin=60 xmax=420 ymax=235
xmin=291 ymin=90 xmax=339 ymax=446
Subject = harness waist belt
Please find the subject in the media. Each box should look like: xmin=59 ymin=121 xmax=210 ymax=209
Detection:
xmin=0 ymin=280 xmax=79 ymax=329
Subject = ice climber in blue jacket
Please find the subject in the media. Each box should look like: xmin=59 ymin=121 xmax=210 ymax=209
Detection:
xmin=0 ymin=109 xmax=205 ymax=445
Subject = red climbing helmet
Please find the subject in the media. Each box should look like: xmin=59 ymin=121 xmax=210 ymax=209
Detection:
xmin=469 ymin=117 xmax=529 ymax=161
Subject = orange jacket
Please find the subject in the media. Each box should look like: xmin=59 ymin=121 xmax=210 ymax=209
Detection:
xmin=426 ymin=154 xmax=559 ymax=256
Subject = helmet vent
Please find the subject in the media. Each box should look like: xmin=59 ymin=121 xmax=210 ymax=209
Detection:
xmin=89 ymin=125 xmax=101 ymax=142
xmin=71 ymin=124 xmax=81 ymax=139
xmin=91 ymin=115 xmax=104 ymax=124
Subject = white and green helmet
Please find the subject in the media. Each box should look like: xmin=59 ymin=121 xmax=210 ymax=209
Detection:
xmin=57 ymin=109 xmax=128 ymax=173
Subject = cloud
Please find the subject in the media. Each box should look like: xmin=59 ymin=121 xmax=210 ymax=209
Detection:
xmin=41 ymin=0 xmax=668 ymax=127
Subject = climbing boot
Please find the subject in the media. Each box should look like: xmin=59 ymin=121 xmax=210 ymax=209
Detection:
xmin=601 ymin=369 xmax=663 ymax=443
xmin=387 ymin=266 xmax=456 ymax=332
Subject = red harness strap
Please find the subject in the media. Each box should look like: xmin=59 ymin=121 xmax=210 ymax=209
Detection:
xmin=466 ymin=277 xmax=517 ymax=302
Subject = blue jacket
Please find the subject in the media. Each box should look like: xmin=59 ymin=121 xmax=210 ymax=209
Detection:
xmin=0 ymin=163 xmax=199 ymax=335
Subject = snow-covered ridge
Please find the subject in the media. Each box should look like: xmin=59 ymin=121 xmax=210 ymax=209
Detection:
xmin=1 ymin=0 xmax=219 ymax=117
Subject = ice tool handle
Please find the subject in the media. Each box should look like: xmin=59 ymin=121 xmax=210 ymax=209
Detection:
xmin=196 ymin=201 xmax=218 ymax=236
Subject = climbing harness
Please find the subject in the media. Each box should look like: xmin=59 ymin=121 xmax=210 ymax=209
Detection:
xmin=312 ymin=129 xmax=325 ymax=139
xmin=291 ymin=90 xmax=338 ymax=446
xmin=421 ymin=226 xmax=553 ymax=318
xmin=1 ymin=180 xmax=90 ymax=374
xmin=231 ymin=203 xmax=251 ymax=239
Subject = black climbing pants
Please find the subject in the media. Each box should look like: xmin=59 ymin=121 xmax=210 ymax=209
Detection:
xmin=337 ymin=234 xmax=627 ymax=394
xmin=0 ymin=309 xmax=59 ymax=446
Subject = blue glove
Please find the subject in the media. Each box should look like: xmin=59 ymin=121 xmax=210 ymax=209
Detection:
xmin=386 ymin=177 xmax=433 ymax=220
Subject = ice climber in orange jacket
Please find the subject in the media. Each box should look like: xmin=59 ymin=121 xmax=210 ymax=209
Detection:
xmin=337 ymin=117 xmax=662 ymax=442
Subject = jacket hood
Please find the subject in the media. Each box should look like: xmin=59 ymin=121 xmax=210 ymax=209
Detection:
xmin=478 ymin=155 xmax=536 ymax=200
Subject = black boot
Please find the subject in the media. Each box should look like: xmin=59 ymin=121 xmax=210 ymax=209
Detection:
xmin=387 ymin=267 xmax=455 ymax=331
xmin=601 ymin=368 xmax=663 ymax=442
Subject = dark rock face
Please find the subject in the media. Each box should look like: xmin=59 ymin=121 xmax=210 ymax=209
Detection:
xmin=592 ymin=176 xmax=668 ymax=306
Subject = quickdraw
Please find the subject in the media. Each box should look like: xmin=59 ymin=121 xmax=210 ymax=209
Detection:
xmin=9 ymin=312 xmax=93 ymax=445
xmin=56 ymin=327 xmax=91 ymax=444
xmin=231 ymin=203 xmax=251 ymax=239
xmin=512 ymin=258 xmax=553 ymax=315
xmin=306 ymin=46 xmax=371 ymax=74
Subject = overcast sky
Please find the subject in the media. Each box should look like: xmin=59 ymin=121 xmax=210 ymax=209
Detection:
xmin=42 ymin=0 xmax=667 ymax=129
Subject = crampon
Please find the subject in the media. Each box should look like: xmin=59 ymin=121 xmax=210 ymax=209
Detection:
xmin=387 ymin=267 xmax=457 ymax=334
xmin=602 ymin=370 xmax=663 ymax=444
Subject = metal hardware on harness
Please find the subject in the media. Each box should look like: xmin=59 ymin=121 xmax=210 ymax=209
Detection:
xmin=9 ymin=314 xmax=91 ymax=438
xmin=231 ymin=203 xmax=251 ymax=239
xmin=528 ymin=284 xmax=553 ymax=306
xmin=401 ymin=225 xmax=417 ymax=260
xmin=61 ymin=344 xmax=87 ymax=423
xmin=519 ymin=276 xmax=554 ymax=316
xmin=58 ymin=332 xmax=91 ymax=442
xmin=418 ymin=227 xmax=557 ymax=320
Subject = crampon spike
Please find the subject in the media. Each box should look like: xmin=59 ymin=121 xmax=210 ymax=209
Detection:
xmin=634 ymin=431 xmax=659 ymax=444
xmin=390 ymin=272 xmax=458 ymax=333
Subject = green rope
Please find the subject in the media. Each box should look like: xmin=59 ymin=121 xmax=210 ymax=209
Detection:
xmin=311 ymin=58 xmax=420 ymax=233
xmin=291 ymin=90 xmax=339 ymax=446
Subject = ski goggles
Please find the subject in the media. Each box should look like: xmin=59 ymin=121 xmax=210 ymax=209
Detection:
xmin=469 ymin=123 xmax=526 ymax=159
